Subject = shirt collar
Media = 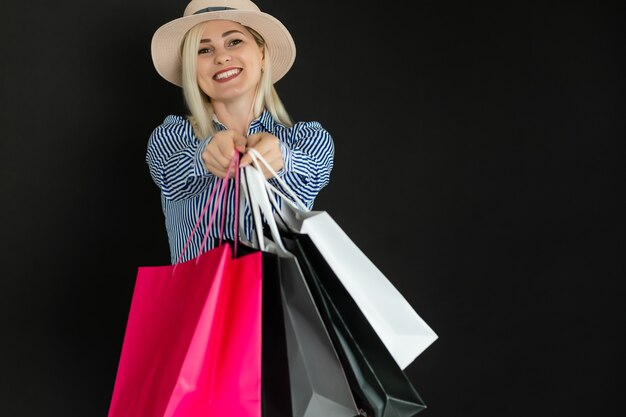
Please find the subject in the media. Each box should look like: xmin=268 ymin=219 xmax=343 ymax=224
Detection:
xmin=212 ymin=109 xmax=275 ymax=134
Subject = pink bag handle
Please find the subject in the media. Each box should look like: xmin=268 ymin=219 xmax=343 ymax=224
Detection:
xmin=174 ymin=153 xmax=240 ymax=269
xmin=220 ymin=152 xmax=240 ymax=256
xmin=199 ymin=153 xmax=240 ymax=256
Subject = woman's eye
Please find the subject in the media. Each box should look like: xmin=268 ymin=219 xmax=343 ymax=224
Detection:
xmin=198 ymin=47 xmax=212 ymax=55
xmin=228 ymin=39 xmax=243 ymax=47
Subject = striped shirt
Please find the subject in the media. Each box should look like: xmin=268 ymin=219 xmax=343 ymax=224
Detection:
xmin=146 ymin=110 xmax=334 ymax=263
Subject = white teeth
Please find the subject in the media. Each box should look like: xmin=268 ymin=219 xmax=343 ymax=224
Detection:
xmin=215 ymin=69 xmax=240 ymax=80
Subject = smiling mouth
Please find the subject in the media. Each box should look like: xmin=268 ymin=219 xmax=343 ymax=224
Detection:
xmin=214 ymin=68 xmax=242 ymax=81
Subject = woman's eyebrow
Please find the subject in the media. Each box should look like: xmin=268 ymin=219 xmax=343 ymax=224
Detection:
xmin=200 ymin=30 xmax=245 ymax=44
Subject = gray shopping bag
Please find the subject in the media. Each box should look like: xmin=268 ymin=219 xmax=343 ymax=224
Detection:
xmin=266 ymin=244 xmax=360 ymax=417
xmin=241 ymin=165 xmax=359 ymax=417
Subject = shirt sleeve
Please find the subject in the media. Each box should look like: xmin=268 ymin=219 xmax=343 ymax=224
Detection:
xmin=271 ymin=121 xmax=335 ymax=209
xmin=145 ymin=115 xmax=214 ymax=201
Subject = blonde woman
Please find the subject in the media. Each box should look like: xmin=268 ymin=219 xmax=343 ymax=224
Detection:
xmin=146 ymin=0 xmax=334 ymax=263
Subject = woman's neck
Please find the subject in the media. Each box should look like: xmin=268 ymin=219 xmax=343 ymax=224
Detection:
xmin=212 ymin=98 xmax=257 ymax=136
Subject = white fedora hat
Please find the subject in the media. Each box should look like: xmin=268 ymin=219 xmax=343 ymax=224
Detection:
xmin=151 ymin=0 xmax=296 ymax=87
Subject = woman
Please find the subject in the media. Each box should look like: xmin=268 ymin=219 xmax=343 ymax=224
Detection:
xmin=146 ymin=0 xmax=334 ymax=263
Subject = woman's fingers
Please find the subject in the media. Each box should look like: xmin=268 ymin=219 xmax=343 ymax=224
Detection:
xmin=202 ymin=131 xmax=246 ymax=177
xmin=241 ymin=133 xmax=284 ymax=176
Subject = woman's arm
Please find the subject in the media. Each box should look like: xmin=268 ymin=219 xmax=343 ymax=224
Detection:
xmin=273 ymin=121 xmax=335 ymax=209
xmin=145 ymin=115 xmax=214 ymax=201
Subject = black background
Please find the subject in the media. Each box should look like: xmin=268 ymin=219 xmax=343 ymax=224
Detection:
xmin=1 ymin=1 xmax=623 ymax=416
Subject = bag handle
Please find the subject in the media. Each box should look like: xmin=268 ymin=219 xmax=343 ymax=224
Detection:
xmin=208 ymin=152 xmax=241 ymax=255
xmin=246 ymin=148 xmax=309 ymax=213
xmin=241 ymin=163 xmax=291 ymax=256
xmin=245 ymin=148 xmax=320 ymax=236
xmin=239 ymin=165 xmax=266 ymax=251
xmin=174 ymin=153 xmax=240 ymax=269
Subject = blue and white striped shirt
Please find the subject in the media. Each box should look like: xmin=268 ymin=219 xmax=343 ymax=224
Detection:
xmin=146 ymin=110 xmax=334 ymax=263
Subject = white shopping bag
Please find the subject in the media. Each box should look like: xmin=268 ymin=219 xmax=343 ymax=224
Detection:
xmin=247 ymin=150 xmax=438 ymax=370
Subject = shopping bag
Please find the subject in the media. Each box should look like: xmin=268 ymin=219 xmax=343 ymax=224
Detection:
xmin=108 ymin=242 xmax=262 ymax=417
xmin=261 ymin=248 xmax=360 ymax=417
xmin=259 ymin=248 xmax=293 ymax=417
xmin=109 ymin=154 xmax=263 ymax=417
xmin=247 ymin=149 xmax=438 ymax=370
xmin=283 ymin=232 xmax=427 ymax=417
xmin=241 ymin=165 xmax=359 ymax=417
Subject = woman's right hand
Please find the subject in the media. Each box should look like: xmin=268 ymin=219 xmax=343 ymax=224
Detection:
xmin=201 ymin=130 xmax=247 ymax=178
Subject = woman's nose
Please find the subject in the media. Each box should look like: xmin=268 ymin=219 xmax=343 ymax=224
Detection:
xmin=214 ymin=51 xmax=231 ymax=64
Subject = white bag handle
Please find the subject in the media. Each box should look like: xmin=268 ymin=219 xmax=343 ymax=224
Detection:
xmin=246 ymin=148 xmax=310 ymax=213
xmin=241 ymin=162 xmax=291 ymax=256
xmin=239 ymin=166 xmax=266 ymax=251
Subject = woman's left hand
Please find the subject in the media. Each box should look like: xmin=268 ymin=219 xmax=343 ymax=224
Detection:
xmin=241 ymin=132 xmax=284 ymax=178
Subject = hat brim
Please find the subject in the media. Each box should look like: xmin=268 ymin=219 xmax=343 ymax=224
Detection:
xmin=151 ymin=10 xmax=295 ymax=87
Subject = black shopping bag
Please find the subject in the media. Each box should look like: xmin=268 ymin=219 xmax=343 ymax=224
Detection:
xmin=281 ymin=232 xmax=427 ymax=417
xmin=260 ymin=249 xmax=293 ymax=417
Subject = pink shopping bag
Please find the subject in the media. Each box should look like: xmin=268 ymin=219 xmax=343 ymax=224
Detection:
xmin=107 ymin=242 xmax=262 ymax=417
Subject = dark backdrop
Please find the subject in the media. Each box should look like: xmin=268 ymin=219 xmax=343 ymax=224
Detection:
xmin=1 ymin=1 xmax=623 ymax=416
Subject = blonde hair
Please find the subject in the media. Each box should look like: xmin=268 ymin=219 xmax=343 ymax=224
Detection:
xmin=181 ymin=22 xmax=293 ymax=139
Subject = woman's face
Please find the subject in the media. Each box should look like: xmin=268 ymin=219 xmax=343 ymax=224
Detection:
xmin=195 ymin=20 xmax=264 ymax=104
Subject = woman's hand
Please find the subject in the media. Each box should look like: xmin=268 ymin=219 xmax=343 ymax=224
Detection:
xmin=202 ymin=130 xmax=247 ymax=178
xmin=241 ymin=132 xmax=284 ymax=178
